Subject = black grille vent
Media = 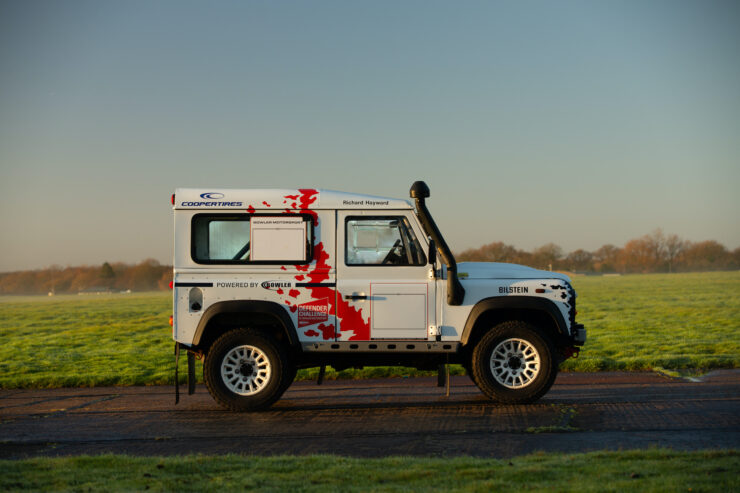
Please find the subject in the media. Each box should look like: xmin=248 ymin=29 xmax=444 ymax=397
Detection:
xmin=567 ymin=283 xmax=577 ymax=325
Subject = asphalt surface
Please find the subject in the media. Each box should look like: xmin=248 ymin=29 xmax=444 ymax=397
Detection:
xmin=1 ymin=371 xmax=738 ymax=459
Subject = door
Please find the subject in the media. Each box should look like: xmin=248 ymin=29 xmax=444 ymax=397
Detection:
xmin=336 ymin=211 xmax=435 ymax=341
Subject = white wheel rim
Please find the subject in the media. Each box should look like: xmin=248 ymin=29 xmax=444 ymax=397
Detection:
xmin=220 ymin=345 xmax=272 ymax=396
xmin=490 ymin=338 xmax=541 ymax=389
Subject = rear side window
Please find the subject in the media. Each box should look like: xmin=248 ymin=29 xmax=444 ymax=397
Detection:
xmin=192 ymin=214 xmax=313 ymax=264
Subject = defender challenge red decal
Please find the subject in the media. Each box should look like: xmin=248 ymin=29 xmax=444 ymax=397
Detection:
xmin=297 ymin=298 xmax=329 ymax=328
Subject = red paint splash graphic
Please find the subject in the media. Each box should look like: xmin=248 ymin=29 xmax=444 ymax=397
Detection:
xmin=262 ymin=201 xmax=271 ymax=207
xmin=275 ymin=188 xmax=370 ymax=341
xmin=307 ymin=243 xmax=330 ymax=284
xmin=280 ymin=189 xmax=320 ymax=224
xmin=276 ymin=288 xmax=284 ymax=295
xmin=336 ymin=294 xmax=370 ymax=340
xmin=297 ymin=189 xmax=318 ymax=209
xmin=297 ymin=189 xmax=319 ymax=225
xmin=300 ymin=241 xmax=370 ymax=341
xmin=317 ymin=323 xmax=337 ymax=340
xmin=247 ymin=205 xmax=255 ymax=214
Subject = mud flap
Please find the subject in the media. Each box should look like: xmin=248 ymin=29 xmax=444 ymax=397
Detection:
xmin=437 ymin=355 xmax=451 ymax=396
xmin=174 ymin=342 xmax=180 ymax=404
xmin=187 ymin=352 xmax=196 ymax=395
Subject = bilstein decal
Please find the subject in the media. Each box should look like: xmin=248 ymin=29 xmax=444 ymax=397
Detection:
xmin=499 ymin=286 xmax=529 ymax=294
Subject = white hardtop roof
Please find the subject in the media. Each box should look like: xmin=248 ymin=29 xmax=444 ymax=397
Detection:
xmin=173 ymin=188 xmax=413 ymax=210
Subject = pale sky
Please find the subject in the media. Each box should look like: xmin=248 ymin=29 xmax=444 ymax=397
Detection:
xmin=1 ymin=0 xmax=738 ymax=271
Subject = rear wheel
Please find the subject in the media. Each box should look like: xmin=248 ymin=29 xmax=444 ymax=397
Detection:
xmin=471 ymin=321 xmax=557 ymax=404
xmin=204 ymin=329 xmax=289 ymax=411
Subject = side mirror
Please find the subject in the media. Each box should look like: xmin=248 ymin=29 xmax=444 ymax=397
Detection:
xmin=428 ymin=239 xmax=437 ymax=266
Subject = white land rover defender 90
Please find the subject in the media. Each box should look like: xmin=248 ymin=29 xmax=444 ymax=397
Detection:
xmin=171 ymin=181 xmax=586 ymax=411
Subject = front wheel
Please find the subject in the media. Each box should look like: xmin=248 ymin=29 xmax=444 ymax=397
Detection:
xmin=471 ymin=321 xmax=557 ymax=404
xmin=204 ymin=329 xmax=289 ymax=411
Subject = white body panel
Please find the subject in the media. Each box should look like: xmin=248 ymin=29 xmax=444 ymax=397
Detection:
xmin=172 ymin=188 xmax=578 ymax=347
xmin=437 ymin=277 xmax=574 ymax=341
xmin=457 ymin=262 xmax=570 ymax=282
xmin=334 ymin=209 xmax=436 ymax=341
xmin=174 ymin=188 xmax=412 ymax=211
xmin=173 ymin=195 xmax=339 ymax=344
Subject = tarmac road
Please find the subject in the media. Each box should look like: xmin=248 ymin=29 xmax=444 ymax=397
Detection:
xmin=1 ymin=371 xmax=738 ymax=459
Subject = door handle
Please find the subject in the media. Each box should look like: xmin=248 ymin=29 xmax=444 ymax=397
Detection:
xmin=344 ymin=294 xmax=368 ymax=300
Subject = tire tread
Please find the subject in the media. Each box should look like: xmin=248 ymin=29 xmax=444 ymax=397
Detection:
xmin=203 ymin=329 xmax=290 ymax=412
xmin=470 ymin=320 xmax=557 ymax=404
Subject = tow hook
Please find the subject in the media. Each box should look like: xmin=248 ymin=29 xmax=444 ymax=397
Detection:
xmin=563 ymin=346 xmax=580 ymax=360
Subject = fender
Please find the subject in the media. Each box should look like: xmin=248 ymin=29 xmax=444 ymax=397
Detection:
xmin=192 ymin=300 xmax=299 ymax=347
xmin=460 ymin=296 xmax=568 ymax=345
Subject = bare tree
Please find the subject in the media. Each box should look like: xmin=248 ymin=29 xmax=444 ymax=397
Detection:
xmin=458 ymin=241 xmax=520 ymax=263
xmin=565 ymin=249 xmax=593 ymax=272
xmin=664 ymin=234 xmax=686 ymax=273
xmin=647 ymin=229 xmax=667 ymax=270
xmin=593 ymin=244 xmax=621 ymax=273
xmin=531 ymin=243 xmax=563 ymax=271
xmin=621 ymin=237 xmax=655 ymax=273
xmin=680 ymin=241 xmax=731 ymax=271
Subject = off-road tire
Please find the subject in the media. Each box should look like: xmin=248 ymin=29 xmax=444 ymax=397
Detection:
xmin=463 ymin=361 xmax=480 ymax=387
xmin=471 ymin=320 xmax=557 ymax=404
xmin=279 ymin=360 xmax=297 ymax=394
xmin=204 ymin=329 xmax=289 ymax=411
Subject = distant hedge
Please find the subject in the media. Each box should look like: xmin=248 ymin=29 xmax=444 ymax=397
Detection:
xmin=0 ymin=259 xmax=171 ymax=295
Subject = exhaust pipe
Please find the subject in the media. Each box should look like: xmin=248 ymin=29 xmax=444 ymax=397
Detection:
xmin=410 ymin=181 xmax=465 ymax=306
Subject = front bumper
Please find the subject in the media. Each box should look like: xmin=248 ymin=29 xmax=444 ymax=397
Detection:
xmin=572 ymin=323 xmax=586 ymax=346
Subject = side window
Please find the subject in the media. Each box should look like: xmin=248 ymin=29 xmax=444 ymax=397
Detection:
xmin=192 ymin=214 xmax=313 ymax=264
xmin=346 ymin=217 xmax=426 ymax=266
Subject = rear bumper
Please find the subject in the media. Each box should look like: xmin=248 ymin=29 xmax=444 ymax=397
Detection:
xmin=572 ymin=323 xmax=586 ymax=346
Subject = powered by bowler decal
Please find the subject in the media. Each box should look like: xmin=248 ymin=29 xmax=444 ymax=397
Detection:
xmin=261 ymin=280 xmax=292 ymax=290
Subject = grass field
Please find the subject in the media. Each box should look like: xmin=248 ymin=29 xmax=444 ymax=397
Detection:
xmin=562 ymin=271 xmax=740 ymax=372
xmin=0 ymin=271 xmax=738 ymax=389
xmin=2 ymin=449 xmax=737 ymax=492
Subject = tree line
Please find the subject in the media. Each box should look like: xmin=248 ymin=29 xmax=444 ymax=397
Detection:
xmin=0 ymin=259 xmax=172 ymax=295
xmin=457 ymin=229 xmax=740 ymax=274
xmin=1 ymin=230 xmax=738 ymax=295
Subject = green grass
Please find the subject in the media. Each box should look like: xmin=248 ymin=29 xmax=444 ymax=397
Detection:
xmin=0 ymin=271 xmax=738 ymax=389
xmin=0 ymin=292 xmax=174 ymax=388
xmin=1 ymin=450 xmax=737 ymax=492
xmin=563 ymin=271 xmax=740 ymax=372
